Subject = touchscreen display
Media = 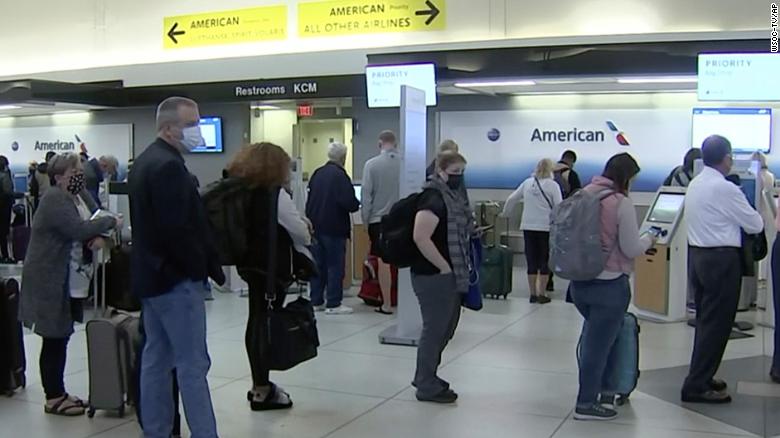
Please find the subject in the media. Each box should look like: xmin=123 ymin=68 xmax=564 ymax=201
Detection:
xmin=648 ymin=193 xmax=685 ymax=224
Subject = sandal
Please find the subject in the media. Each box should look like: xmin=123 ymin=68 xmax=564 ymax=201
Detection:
xmin=67 ymin=393 xmax=86 ymax=407
xmin=375 ymin=308 xmax=393 ymax=315
xmin=250 ymin=383 xmax=293 ymax=411
xmin=44 ymin=394 xmax=86 ymax=416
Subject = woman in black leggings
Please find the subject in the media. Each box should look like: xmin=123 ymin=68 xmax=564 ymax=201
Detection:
xmin=503 ymin=159 xmax=562 ymax=303
xmin=227 ymin=143 xmax=312 ymax=411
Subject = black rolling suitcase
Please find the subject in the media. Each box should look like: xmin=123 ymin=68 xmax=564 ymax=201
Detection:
xmin=102 ymin=245 xmax=141 ymax=312
xmin=0 ymin=278 xmax=25 ymax=395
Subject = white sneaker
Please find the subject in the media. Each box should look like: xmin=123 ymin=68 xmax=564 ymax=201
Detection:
xmin=325 ymin=305 xmax=354 ymax=315
xmin=314 ymin=305 xmax=326 ymax=312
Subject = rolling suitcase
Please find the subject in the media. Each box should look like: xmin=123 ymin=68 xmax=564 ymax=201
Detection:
xmin=86 ymin=253 xmax=141 ymax=418
xmin=86 ymin=312 xmax=140 ymax=418
xmin=0 ymin=278 xmax=25 ymax=395
xmin=577 ymin=312 xmax=640 ymax=406
xmin=11 ymin=203 xmax=31 ymax=263
xmin=11 ymin=226 xmax=30 ymax=263
xmin=479 ymin=245 xmax=513 ymax=299
xmin=605 ymin=312 xmax=640 ymax=405
xmin=476 ymin=201 xmax=501 ymax=246
xmin=357 ymin=255 xmax=398 ymax=307
xmin=102 ymin=245 xmax=140 ymax=312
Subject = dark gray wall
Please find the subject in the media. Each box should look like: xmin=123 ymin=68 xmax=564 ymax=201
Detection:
xmin=110 ymin=103 xmax=249 ymax=186
xmin=7 ymin=94 xmax=506 ymax=185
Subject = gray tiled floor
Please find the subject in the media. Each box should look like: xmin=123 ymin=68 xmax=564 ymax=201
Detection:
xmin=0 ymin=268 xmax=773 ymax=438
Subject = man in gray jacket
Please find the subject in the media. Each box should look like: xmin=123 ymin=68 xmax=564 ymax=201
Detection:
xmin=361 ymin=130 xmax=401 ymax=314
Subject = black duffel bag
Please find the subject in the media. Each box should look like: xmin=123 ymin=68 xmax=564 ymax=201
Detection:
xmin=267 ymin=296 xmax=320 ymax=371
xmin=260 ymin=185 xmax=319 ymax=371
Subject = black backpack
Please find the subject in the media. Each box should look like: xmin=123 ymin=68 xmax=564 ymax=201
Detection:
xmin=379 ymin=191 xmax=424 ymax=268
xmin=201 ymin=178 xmax=253 ymax=266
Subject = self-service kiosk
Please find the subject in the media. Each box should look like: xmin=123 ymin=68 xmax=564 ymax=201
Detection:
xmin=634 ymin=187 xmax=688 ymax=322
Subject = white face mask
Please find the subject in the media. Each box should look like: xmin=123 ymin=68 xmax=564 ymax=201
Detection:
xmin=181 ymin=126 xmax=204 ymax=152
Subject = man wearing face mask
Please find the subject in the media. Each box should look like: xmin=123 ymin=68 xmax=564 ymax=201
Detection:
xmin=682 ymin=135 xmax=764 ymax=404
xmin=129 ymin=96 xmax=225 ymax=438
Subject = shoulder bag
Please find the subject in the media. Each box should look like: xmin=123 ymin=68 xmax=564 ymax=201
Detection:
xmin=263 ymin=187 xmax=320 ymax=371
xmin=535 ymin=177 xmax=554 ymax=210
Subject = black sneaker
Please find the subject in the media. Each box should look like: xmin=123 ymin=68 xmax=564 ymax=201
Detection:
xmin=574 ymin=404 xmax=618 ymax=421
xmin=709 ymin=378 xmax=727 ymax=392
xmin=416 ymin=388 xmax=458 ymax=404
xmin=598 ymin=393 xmax=617 ymax=409
xmin=681 ymin=389 xmax=732 ymax=404
xmin=529 ymin=295 xmax=539 ymax=304
xmin=537 ymin=295 xmax=552 ymax=304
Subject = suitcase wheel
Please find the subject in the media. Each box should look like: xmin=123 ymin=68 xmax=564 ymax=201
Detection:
xmin=87 ymin=407 xmax=96 ymax=418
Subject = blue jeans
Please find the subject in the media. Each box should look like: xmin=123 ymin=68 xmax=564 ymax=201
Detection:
xmin=140 ymin=280 xmax=218 ymax=438
xmin=310 ymin=234 xmax=347 ymax=308
xmin=572 ymin=275 xmax=631 ymax=407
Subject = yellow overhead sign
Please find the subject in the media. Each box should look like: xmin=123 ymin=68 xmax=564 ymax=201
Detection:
xmin=298 ymin=0 xmax=445 ymax=37
xmin=163 ymin=6 xmax=287 ymax=49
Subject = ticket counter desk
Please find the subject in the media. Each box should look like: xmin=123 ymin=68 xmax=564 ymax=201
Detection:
xmin=633 ymin=187 xmax=688 ymax=322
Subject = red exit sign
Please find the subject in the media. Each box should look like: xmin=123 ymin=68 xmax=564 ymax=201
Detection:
xmin=297 ymin=104 xmax=314 ymax=117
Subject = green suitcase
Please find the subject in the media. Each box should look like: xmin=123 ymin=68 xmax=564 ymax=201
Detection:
xmin=479 ymin=244 xmax=513 ymax=299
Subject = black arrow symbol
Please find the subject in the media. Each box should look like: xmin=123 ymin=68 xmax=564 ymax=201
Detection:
xmin=167 ymin=22 xmax=185 ymax=44
xmin=415 ymin=0 xmax=440 ymax=26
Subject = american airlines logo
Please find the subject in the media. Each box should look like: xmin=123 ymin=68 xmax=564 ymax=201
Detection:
xmin=529 ymin=121 xmax=630 ymax=146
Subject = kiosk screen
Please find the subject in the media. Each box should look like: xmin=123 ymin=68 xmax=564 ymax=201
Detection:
xmin=648 ymin=193 xmax=685 ymax=224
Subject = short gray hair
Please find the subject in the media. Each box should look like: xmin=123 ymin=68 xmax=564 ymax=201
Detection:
xmin=156 ymin=96 xmax=198 ymax=131
xmin=328 ymin=142 xmax=349 ymax=163
xmin=100 ymin=155 xmax=119 ymax=173
xmin=48 ymin=153 xmax=81 ymax=179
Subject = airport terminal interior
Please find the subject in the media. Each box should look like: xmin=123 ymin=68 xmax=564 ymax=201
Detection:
xmin=1 ymin=1 xmax=780 ymax=437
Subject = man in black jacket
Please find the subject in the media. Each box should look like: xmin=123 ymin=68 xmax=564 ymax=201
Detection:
xmin=554 ymin=150 xmax=582 ymax=199
xmin=129 ymin=96 xmax=224 ymax=438
xmin=306 ymin=142 xmax=361 ymax=315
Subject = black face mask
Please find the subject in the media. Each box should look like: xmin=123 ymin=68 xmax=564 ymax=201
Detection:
xmin=446 ymin=174 xmax=464 ymax=190
xmin=67 ymin=173 xmax=86 ymax=195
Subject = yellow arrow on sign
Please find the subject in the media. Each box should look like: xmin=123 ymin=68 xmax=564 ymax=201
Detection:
xmin=298 ymin=0 xmax=445 ymax=38
xmin=163 ymin=5 xmax=288 ymax=49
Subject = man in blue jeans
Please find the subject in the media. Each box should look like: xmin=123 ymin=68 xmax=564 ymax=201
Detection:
xmin=306 ymin=142 xmax=361 ymax=315
xmin=129 ymin=96 xmax=225 ymax=438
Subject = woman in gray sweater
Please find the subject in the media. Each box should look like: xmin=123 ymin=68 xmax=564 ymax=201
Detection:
xmin=18 ymin=153 xmax=119 ymax=416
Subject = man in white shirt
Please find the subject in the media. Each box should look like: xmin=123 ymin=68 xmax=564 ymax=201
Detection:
xmin=682 ymin=135 xmax=764 ymax=404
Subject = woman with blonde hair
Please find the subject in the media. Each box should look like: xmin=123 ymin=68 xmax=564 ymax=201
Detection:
xmin=228 ymin=142 xmax=312 ymax=411
xmin=503 ymin=158 xmax=562 ymax=303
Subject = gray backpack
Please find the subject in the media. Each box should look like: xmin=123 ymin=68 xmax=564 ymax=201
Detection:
xmin=549 ymin=188 xmax=615 ymax=281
